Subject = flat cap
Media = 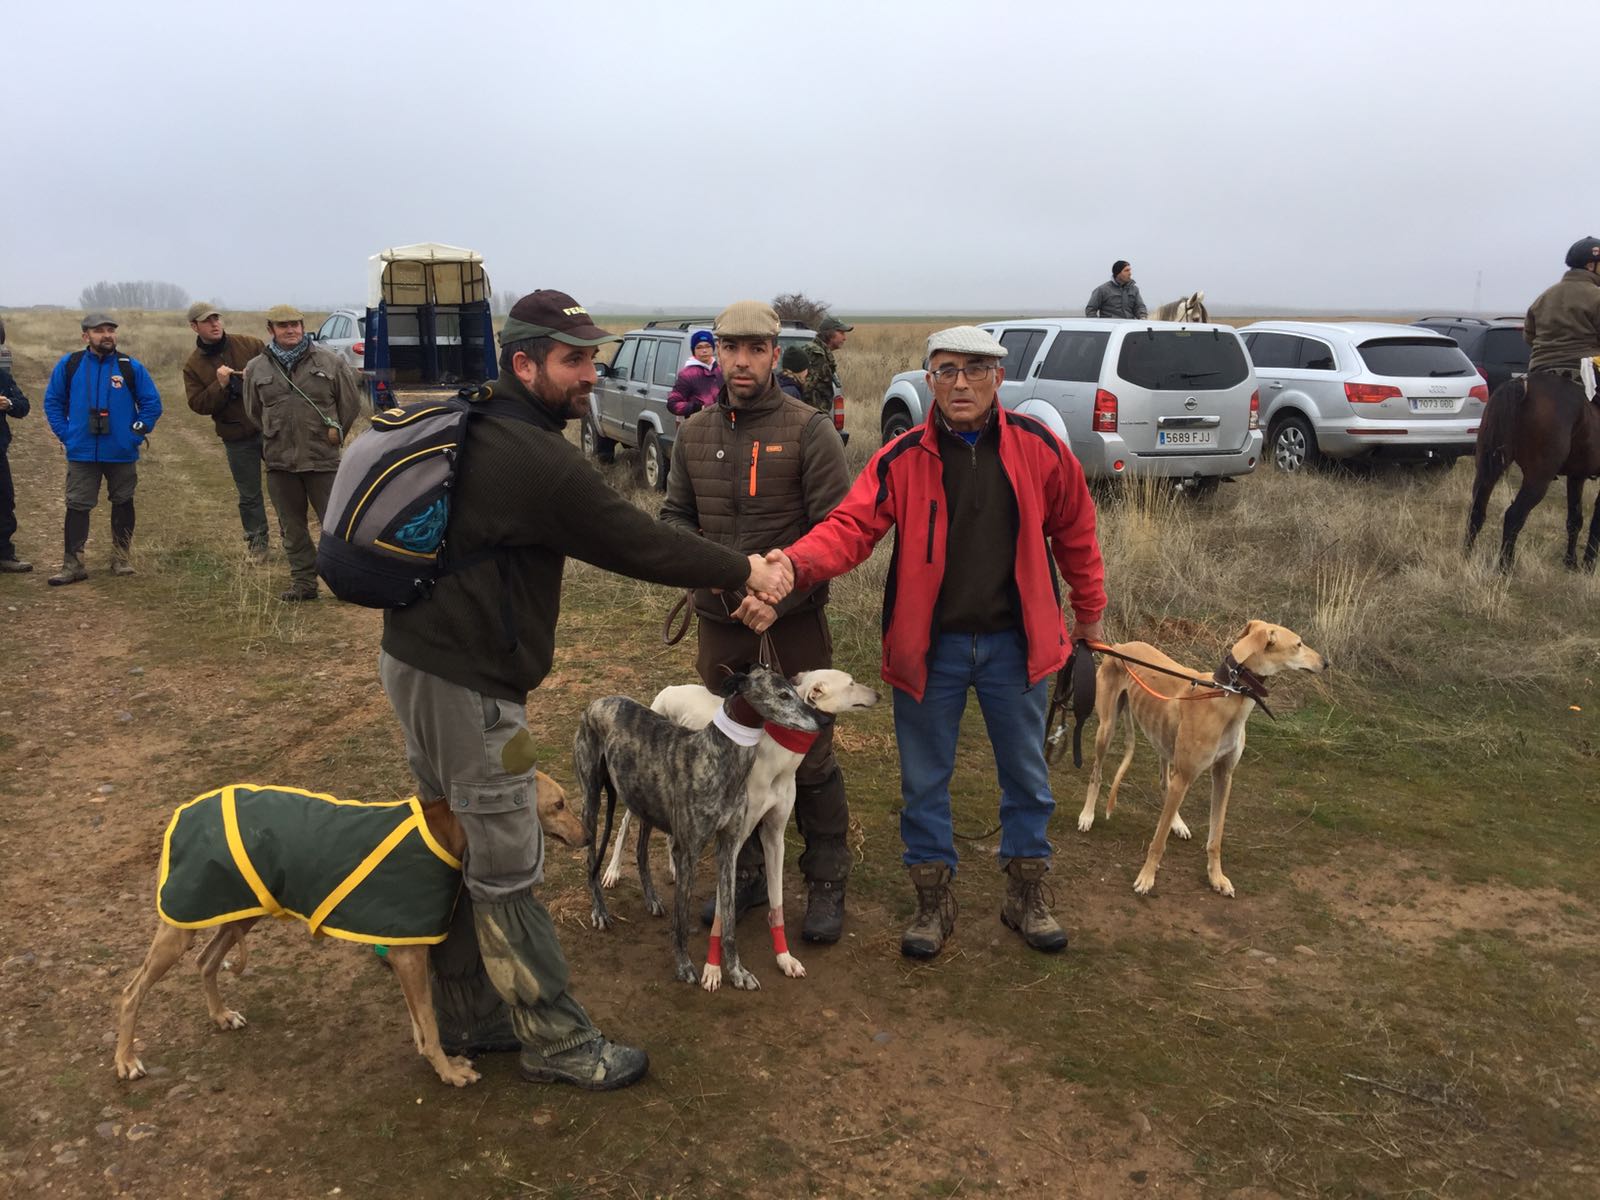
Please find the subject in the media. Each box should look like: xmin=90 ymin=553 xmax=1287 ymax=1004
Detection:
xmin=926 ymin=325 xmax=1007 ymax=359
xmin=500 ymin=289 xmax=618 ymax=347
xmin=81 ymin=311 xmax=118 ymax=330
xmin=818 ymin=316 xmax=854 ymax=334
xmin=186 ymin=301 xmax=222 ymax=323
xmin=265 ymin=304 xmax=305 ymax=323
xmin=713 ymin=300 xmax=780 ymax=339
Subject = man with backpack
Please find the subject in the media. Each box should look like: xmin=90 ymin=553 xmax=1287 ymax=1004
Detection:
xmin=242 ymin=304 xmax=363 ymax=601
xmin=41 ymin=313 xmax=163 ymax=586
xmin=375 ymin=289 xmax=792 ymax=1092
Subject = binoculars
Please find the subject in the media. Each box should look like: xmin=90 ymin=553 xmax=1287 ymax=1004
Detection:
xmin=90 ymin=410 xmax=111 ymax=436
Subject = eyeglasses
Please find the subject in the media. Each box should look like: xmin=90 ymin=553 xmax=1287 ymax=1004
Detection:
xmin=928 ymin=363 xmax=1000 ymax=384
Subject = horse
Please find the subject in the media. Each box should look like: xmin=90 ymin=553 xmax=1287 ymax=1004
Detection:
xmin=1465 ymin=371 xmax=1600 ymax=572
xmin=1150 ymin=291 xmax=1208 ymax=323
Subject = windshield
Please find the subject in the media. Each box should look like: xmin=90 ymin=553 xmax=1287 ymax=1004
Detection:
xmin=1356 ymin=338 xmax=1475 ymax=378
xmin=1116 ymin=330 xmax=1248 ymax=391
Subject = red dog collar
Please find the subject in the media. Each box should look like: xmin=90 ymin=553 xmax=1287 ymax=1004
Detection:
xmin=764 ymin=722 xmax=818 ymax=754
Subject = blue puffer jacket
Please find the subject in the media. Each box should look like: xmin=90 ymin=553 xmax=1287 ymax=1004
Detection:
xmin=43 ymin=349 xmax=163 ymax=463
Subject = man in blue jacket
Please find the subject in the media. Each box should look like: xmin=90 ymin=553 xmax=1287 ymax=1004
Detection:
xmin=42 ymin=313 xmax=163 ymax=586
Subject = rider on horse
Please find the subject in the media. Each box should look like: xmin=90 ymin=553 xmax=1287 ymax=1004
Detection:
xmin=1525 ymin=236 xmax=1600 ymax=397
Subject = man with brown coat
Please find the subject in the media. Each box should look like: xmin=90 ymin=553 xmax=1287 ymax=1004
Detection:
xmin=242 ymin=304 xmax=363 ymax=601
xmin=182 ymin=303 xmax=269 ymax=561
xmin=661 ymin=300 xmax=855 ymax=942
xmin=1525 ymin=236 xmax=1600 ymax=379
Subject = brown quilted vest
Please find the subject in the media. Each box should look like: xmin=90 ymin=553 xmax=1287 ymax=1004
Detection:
xmin=673 ymin=378 xmax=838 ymax=620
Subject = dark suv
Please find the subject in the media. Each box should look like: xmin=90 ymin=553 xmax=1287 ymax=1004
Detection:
xmin=1411 ymin=317 xmax=1528 ymax=393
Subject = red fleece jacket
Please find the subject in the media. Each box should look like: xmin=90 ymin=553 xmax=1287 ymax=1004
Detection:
xmin=784 ymin=406 xmax=1107 ymax=701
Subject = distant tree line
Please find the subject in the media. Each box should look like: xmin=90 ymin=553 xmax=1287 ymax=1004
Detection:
xmin=491 ymin=289 xmax=521 ymax=316
xmin=78 ymin=280 xmax=191 ymax=311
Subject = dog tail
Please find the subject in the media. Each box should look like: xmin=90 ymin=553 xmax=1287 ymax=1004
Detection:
xmin=588 ymin=754 xmax=619 ymax=883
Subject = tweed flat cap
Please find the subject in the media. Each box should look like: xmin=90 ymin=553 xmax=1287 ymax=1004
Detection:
xmin=81 ymin=311 xmax=118 ymax=330
xmin=186 ymin=301 xmax=222 ymax=323
xmin=714 ymin=300 xmax=780 ymax=339
xmin=926 ymin=325 xmax=1006 ymax=359
xmin=265 ymin=304 xmax=305 ymax=323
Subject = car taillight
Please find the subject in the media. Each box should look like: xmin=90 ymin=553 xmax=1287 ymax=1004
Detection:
xmin=1248 ymin=389 xmax=1260 ymax=430
xmin=1345 ymin=382 xmax=1402 ymax=404
xmin=351 ymin=340 xmax=364 ymax=356
xmin=832 ymin=393 xmax=845 ymax=432
xmin=1474 ymin=363 xmax=1487 ymax=380
xmin=1094 ymin=388 xmax=1118 ymax=432
xmin=1469 ymin=383 xmax=1489 ymax=403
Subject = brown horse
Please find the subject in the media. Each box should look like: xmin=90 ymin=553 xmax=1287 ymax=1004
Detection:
xmin=1465 ymin=372 xmax=1600 ymax=571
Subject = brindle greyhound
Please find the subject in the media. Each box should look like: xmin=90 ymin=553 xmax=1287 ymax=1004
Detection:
xmin=576 ymin=667 xmax=819 ymax=991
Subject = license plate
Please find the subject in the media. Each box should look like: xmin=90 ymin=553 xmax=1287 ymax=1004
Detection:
xmin=1157 ymin=429 xmax=1215 ymax=447
xmin=1409 ymin=397 xmax=1459 ymax=412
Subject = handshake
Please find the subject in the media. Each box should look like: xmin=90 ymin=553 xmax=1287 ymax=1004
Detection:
xmin=738 ymin=550 xmax=796 ymax=634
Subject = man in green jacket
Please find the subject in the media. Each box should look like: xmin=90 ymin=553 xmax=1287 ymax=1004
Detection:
xmin=799 ymin=315 xmax=852 ymax=416
xmin=1526 ymin=237 xmax=1600 ymax=379
xmin=242 ymin=305 xmax=363 ymax=601
xmin=662 ymin=300 xmax=855 ymax=942
xmin=381 ymin=290 xmax=792 ymax=1092
xmin=182 ymin=303 xmax=269 ymax=562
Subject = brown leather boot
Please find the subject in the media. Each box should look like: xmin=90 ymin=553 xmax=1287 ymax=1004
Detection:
xmin=900 ymin=863 xmax=957 ymax=960
xmin=47 ymin=553 xmax=88 ymax=587
xmin=1000 ymin=858 xmax=1069 ymax=953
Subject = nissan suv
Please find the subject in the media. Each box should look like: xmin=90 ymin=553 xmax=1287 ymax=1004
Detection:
xmin=587 ymin=320 xmax=838 ymax=490
xmin=878 ymin=318 xmax=1262 ymax=489
xmin=1241 ymin=321 xmax=1488 ymax=472
xmin=1410 ymin=316 xmax=1529 ymax=393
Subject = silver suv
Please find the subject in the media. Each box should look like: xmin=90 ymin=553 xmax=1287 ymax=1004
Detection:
xmin=1241 ymin=322 xmax=1489 ymax=472
xmin=878 ymin=318 xmax=1262 ymax=488
xmin=312 ymin=307 xmax=366 ymax=371
xmin=588 ymin=320 xmax=827 ymax=491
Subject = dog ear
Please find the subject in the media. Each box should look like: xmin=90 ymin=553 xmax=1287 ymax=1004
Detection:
xmin=1231 ymin=620 xmax=1276 ymax=664
xmin=798 ymin=677 xmax=829 ymax=706
xmin=714 ymin=671 xmax=748 ymax=698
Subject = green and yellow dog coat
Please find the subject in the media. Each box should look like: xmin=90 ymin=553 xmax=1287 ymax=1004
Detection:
xmin=157 ymin=785 xmax=462 ymax=945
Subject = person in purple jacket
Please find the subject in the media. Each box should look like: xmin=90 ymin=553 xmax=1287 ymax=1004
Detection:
xmin=666 ymin=330 xmax=722 ymax=418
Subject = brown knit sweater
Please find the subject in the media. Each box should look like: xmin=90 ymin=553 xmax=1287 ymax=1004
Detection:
xmin=382 ymin=372 xmax=750 ymax=700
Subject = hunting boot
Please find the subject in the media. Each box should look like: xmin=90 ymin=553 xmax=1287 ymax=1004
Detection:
xmin=0 ymin=557 xmax=32 ymax=573
xmin=47 ymin=552 xmax=88 ymax=587
xmin=1000 ymin=858 xmax=1069 ymax=953
xmin=901 ymin=863 xmax=957 ymax=960
xmin=110 ymin=543 xmax=136 ymax=577
xmin=700 ymin=864 xmax=767 ymax=928
xmin=110 ymin=502 xmax=136 ymax=575
xmin=801 ymin=880 xmax=845 ymax=944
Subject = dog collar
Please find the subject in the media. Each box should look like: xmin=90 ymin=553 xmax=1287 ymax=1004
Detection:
xmin=764 ymin=723 xmax=818 ymax=754
xmin=1214 ymin=653 xmax=1275 ymax=720
xmin=711 ymin=706 xmax=764 ymax=746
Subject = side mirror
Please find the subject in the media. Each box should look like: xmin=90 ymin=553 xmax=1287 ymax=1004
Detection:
xmin=593 ymin=362 xmax=609 ymax=379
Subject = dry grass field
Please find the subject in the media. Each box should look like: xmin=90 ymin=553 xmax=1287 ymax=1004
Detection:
xmin=2 ymin=307 xmax=1598 ymax=1199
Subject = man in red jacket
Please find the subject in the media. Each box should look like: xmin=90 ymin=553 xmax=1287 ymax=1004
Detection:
xmin=775 ymin=326 xmax=1107 ymax=960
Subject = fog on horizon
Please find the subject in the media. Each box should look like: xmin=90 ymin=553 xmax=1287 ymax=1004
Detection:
xmin=3 ymin=0 xmax=1592 ymax=318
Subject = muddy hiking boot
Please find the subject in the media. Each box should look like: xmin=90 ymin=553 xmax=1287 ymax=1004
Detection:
xmin=280 ymin=583 xmax=319 ymax=602
xmin=801 ymin=879 xmax=845 ymax=944
xmin=1000 ymin=858 xmax=1069 ymax=953
xmin=110 ymin=545 xmax=136 ymax=577
xmin=700 ymin=868 xmax=766 ymax=928
xmin=520 ymin=1035 xmax=648 ymax=1091
xmin=901 ymin=863 xmax=958 ymax=960
xmin=47 ymin=554 xmax=88 ymax=587
xmin=0 ymin=558 xmax=32 ymax=573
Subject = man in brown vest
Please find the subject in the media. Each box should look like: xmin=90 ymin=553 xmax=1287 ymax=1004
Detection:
xmin=661 ymin=300 xmax=854 ymax=941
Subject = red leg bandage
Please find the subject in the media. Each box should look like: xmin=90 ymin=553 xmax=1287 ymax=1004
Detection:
xmin=706 ymin=934 xmax=723 ymax=967
xmin=771 ymin=924 xmax=789 ymax=956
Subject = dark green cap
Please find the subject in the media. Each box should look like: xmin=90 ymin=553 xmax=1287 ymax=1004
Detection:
xmin=499 ymin=290 xmax=619 ymax=347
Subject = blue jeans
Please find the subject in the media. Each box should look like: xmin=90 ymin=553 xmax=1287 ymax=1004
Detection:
xmin=892 ymin=629 xmax=1054 ymax=872
xmin=221 ymin=436 xmax=269 ymax=549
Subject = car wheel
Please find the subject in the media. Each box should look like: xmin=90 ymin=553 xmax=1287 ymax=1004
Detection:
xmin=1270 ymin=416 xmax=1321 ymax=472
xmin=580 ymin=417 xmax=615 ymax=464
xmin=881 ymin=407 xmax=914 ymax=444
xmin=640 ymin=429 xmax=668 ymax=492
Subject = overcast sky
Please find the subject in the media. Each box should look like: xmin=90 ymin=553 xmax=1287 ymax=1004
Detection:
xmin=4 ymin=0 xmax=1592 ymax=316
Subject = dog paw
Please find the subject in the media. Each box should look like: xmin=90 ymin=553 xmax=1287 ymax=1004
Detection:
xmin=600 ymin=866 xmax=621 ymax=889
xmin=589 ymin=908 xmax=612 ymax=931
xmin=1209 ymin=873 xmax=1235 ymax=898
xmin=1076 ymin=811 xmax=1095 ymax=833
xmin=114 ymin=1056 xmax=146 ymax=1081
xmin=1172 ymin=814 xmax=1192 ymax=840
xmin=215 ymin=1009 xmax=247 ymax=1031
xmin=438 ymin=1057 xmax=481 ymax=1087
xmin=728 ymin=965 xmax=761 ymax=991
xmin=645 ymin=898 xmax=665 ymax=918
xmin=1133 ymin=869 xmax=1158 ymax=896
xmin=675 ymin=960 xmax=700 ymax=986
xmin=777 ymin=952 xmax=806 ymax=979
xmin=700 ymin=963 xmax=722 ymax=992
